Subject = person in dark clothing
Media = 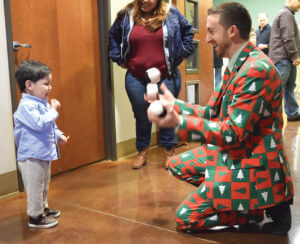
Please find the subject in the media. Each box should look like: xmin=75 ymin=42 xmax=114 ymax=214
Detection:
xmin=213 ymin=47 xmax=223 ymax=88
xmin=269 ymin=0 xmax=300 ymax=121
xmin=255 ymin=12 xmax=271 ymax=55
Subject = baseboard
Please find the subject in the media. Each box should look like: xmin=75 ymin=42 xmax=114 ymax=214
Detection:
xmin=117 ymin=132 xmax=160 ymax=159
xmin=0 ymin=170 xmax=19 ymax=198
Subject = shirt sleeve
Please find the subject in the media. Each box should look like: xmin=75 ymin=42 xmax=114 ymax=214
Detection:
xmin=177 ymin=8 xmax=194 ymax=58
xmin=173 ymin=99 xmax=207 ymax=118
xmin=280 ymin=12 xmax=299 ymax=61
xmin=16 ymin=102 xmax=59 ymax=132
xmin=54 ymin=123 xmax=64 ymax=141
xmin=108 ymin=14 xmax=124 ymax=65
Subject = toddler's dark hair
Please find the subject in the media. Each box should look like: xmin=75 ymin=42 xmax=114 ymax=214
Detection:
xmin=15 ymin=60 xmax=51 ymax=93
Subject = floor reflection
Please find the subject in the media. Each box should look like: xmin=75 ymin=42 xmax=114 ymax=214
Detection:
xmin=0 ymin=120 xmax=299 ymax=243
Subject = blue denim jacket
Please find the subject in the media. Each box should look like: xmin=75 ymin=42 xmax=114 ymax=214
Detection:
xmin=14 ymin=93 xmax=63 ymax=161
xmin=108 ymin=6 xmax=194 ymax=76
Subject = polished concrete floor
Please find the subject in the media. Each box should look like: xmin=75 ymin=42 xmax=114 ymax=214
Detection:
xmin=0 ymin=120 xmax=300 ymax=244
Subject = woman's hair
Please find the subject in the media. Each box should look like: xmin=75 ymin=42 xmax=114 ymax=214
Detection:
xmin=118 ymin=0 xmax=168 ymax=32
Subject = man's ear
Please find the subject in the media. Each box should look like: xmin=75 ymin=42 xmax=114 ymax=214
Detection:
xmin=228 ymin=25 xmax=239 ymax=38
xmin=25 ymin=80 xmax=33 ymax=90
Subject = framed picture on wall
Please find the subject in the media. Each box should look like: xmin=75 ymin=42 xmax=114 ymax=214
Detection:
xmin=186 ymin=40 xmax=199 ymax=73
xmin=186 ymin=81 xmax=200 ymax=104
xmin=185 ymin=0 xmax=198 ymax=32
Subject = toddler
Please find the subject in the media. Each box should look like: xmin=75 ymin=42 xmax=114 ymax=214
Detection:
xmin=14 ymin=60 xmax=69 ymax=228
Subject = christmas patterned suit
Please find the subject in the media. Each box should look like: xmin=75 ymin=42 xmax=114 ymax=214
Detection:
xmin=169 ymin=42 xmax=294 ymax=231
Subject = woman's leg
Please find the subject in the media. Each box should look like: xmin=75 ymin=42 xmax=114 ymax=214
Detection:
xmin=125 ymin=71 xmax=152 ymax=152
xmin=125 ymin=72 xmax=152 ymax=168
xmin=159 ymin=69 xmax=181 ymax=150
xmin=158 ymin=69 xmax=182 ymax=167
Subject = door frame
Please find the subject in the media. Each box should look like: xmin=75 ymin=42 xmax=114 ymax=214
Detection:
xmin=97 ymin=0 xmax=117 ymax=161
xmin=4 ymin=0 xmax=117 ymax=190
xmin=4 ymin=0 xmax=22 ymax=191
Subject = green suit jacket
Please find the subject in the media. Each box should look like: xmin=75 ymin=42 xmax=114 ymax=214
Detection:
xmin=174 ymin=42 xmax=294 ymax=211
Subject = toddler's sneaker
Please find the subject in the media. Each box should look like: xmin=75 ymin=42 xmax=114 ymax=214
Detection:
xmin=44 ymin=208 xmax=61 ymax=218
xmin=28 ymin=214 xmax=58 ymax=228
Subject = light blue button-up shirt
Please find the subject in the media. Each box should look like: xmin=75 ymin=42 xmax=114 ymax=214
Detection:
xmin=14 ymin=93 xmax=63 ymax=161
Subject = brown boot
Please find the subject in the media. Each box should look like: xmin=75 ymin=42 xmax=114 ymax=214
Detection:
xmin=164 ymin=147 xmax=175 ymax=169
xmin=132 ymin=147 xmax=149 ymax=169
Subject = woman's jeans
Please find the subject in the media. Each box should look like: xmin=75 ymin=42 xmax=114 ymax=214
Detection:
xmin=275 ymin=59 xmax=299 ymax=118
xmin=125 ymin=69 xmax=181 ymax=152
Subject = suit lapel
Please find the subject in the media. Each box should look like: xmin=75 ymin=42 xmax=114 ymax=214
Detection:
xmin=212 ymin=42 xmax=255 ymax=114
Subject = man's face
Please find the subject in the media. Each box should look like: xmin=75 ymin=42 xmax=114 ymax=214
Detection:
xmin=258 ymin=14 xmax=267 ymax=29
xmin=206 ymin=14 xmax=231 ymax=58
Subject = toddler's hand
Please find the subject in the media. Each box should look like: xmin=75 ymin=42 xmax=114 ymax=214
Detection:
xmin=51 ymin=99 xmax=61 ymax=110
xmin=58 ymin=135 xmax=69 ymax=145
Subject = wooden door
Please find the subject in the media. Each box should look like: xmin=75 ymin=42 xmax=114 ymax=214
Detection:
xmin=175 ymin=0 xmax=213 ymax=106
xmin=10 ymin=0 xmax=105 ymax=174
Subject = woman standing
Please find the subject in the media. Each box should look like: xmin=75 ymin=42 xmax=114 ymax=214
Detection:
xmin=109 ymin=0 xmax=194 ymax=169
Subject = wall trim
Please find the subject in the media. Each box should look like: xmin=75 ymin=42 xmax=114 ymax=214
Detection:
xmin=117 ymin=132 xmax=160 ymax=159
xmin=0 ymin=170 xmax=19 ymax=198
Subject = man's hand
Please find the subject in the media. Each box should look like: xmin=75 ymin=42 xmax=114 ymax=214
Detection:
xmin=258 ymin=43 xmax=268 ymax=50
xmin=147 ymin=83 xmax=181 ymax=128
xmin=158 ymin=83 xmax=176 ymax=108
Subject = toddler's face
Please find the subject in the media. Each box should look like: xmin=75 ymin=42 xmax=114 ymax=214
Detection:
xmin=28 ymin=74 xmax=52 ymax=100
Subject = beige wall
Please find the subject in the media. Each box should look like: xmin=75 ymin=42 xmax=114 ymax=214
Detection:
xmin=0 ymin=2 xmax=17 ymax=175
xmin=0 ymin=1 xmax=19 ymax=196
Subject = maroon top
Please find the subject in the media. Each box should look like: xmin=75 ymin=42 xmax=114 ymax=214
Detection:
xmin=127 ymin=25 xmax=168 ymax=78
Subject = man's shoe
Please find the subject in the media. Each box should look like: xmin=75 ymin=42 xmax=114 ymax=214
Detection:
xmin=44 ymin=208 xmax=61 ymax=218
xmin=262 ymin=202 xmax=291 ymax=235
xmin=287 ymin=114 xmax=300 ymax=121
xmin=28 ymin=214 xmax=58 ymax=228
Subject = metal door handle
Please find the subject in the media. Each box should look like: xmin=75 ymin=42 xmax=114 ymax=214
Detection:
xmin=13 ymin=41 xmax=31 ymax=51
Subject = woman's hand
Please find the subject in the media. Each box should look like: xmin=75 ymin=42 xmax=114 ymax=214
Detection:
xmin=120 ymin=63 xmax=128 ymax=69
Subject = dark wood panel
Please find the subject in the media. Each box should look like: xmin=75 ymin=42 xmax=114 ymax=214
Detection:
xmin=176 ymin=0 xmax=213 ymax=106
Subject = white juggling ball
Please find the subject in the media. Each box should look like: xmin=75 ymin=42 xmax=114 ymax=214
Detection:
xmin=145 ymin=67 xmax=161 ymax=84
xmin=147 ymin=83 xmax=159 ymax=100
xmin=149 ymin=100 xmax=165 ymax=117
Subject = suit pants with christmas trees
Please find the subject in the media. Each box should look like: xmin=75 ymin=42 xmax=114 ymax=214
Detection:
xmin=168 ymin=147 xmax=264 ymax=232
